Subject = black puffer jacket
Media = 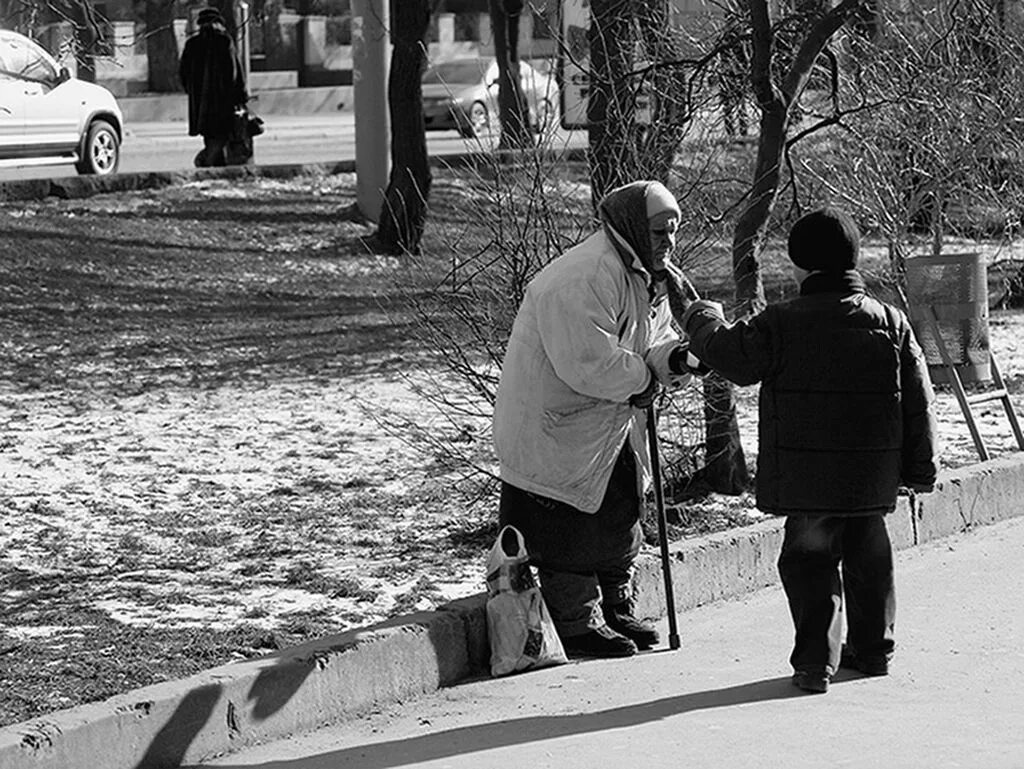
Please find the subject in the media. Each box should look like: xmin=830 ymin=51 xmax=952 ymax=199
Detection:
xmin=683 ymin=271 xmax=938 ymax=516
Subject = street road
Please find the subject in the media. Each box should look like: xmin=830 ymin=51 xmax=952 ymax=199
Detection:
xmin=0 ymin=113 xmax=588 ymax=181
xmin=191 ymin=517 xmax=1024 ymax=769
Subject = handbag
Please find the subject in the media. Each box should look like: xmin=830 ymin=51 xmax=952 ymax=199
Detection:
xmin=224 ymin=107 xmax=255 ymax=165
xmin=230 ymin=107 xmax=264 ymax=139
xmin=246 ymin=112 xmax=265 ymax=137
xmin=484 ymin=525 xmax=567 ymax=677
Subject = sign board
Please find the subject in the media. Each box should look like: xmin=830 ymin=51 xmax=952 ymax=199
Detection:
xmin=559 ymin=0 xmax=652 ymax=129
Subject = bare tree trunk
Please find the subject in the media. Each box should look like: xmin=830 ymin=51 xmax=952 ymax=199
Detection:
xmin=588 ymin=0 xmax=638 ymax=207
xmin=375 ymin=0 xmax=431 ymax=255
xmin=210 ymin=0 xmax=239 ymax=42
xmin=636 ymin=0 xmax=687 ymax=183
xmin=738 ymin=0 xmax=863 ymax=313
xmin=146 ymin=0 xmax=181 ymax=92
xmin=71 ymin=0 xmax=102 ymax=83
xmin=703 ymin=0 xmax=866 ymax=494
xmin=489 ymin=0 xmax=533 ymax=150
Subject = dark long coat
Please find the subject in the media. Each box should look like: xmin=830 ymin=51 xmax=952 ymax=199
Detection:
xmin=179 ymin=26 xmax=247 ymax=138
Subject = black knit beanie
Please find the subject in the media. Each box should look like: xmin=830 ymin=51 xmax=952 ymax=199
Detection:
xmin=197 ymin=7 xmax=225 ymax=25
xmin=787 ymin=207 xmax=860 ymax=273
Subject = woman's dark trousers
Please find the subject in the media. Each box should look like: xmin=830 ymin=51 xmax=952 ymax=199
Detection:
xmin=498 ymin=446 xmax=642 ymax=639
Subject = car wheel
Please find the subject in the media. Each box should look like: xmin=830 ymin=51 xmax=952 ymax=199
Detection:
xmin=75 ymin=119 xmax=120 ymax=176
xmin=467 ymin=101 xmax=490 ymax=137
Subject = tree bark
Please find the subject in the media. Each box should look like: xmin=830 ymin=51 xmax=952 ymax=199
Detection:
xmin=211 ymin=0 xmax=239 ymax=42
xmin=70 ymin=0 xmax=101 ymax=83
xmin=587 ymin=0 xmax=638 ymax=207
xmin=375 ymin=0 xmax=432 ymax=255
xmin=489 ymin=0 xmax=533 ymax=149
xmin=636 ymin=0 xmax=686 ymax=184
xmin=146 ymin=0 xmax=182 ymax=92
xmin=737 ymin=0 xmax=862 ymax=316
xmin=703 ymin=0 xmax=866 ymax=494
xmin=701 ymin=373 xmax=750 ymax=493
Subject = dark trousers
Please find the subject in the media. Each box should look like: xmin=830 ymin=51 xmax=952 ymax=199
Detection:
xmin=498 ymin=446 xmax=643 ymax=637
xmin=778 ymin=514 xmax=896 ymax=675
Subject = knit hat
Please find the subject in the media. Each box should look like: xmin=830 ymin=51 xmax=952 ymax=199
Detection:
xmin=197 ymin=7 xmax=225 ymax=26
xmin=787 ymin=207 xmax=860 ymax=273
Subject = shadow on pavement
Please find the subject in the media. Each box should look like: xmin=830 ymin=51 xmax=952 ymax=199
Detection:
xmin=184 ymin=676 xmax=802 ymax=769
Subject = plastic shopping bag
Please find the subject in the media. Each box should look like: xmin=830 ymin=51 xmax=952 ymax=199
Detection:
xmin=485 ymin=525 xmax=567 ymax=677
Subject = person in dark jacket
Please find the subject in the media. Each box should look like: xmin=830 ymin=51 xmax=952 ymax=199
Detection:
xmin=179 ymin=7 xmax=248 ymax=167
xmin=670 ymin=207 xmax=938 ymax=694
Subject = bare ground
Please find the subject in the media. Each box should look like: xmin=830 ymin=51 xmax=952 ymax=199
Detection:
xmin=1 ymin=173 xmax=1022 ymax=726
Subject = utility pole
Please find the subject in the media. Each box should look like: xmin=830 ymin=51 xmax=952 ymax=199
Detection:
xmin=352 ymin=0 xmax=390 ymax=222
xmin=236 ymin=0 xmax=251 ymax=87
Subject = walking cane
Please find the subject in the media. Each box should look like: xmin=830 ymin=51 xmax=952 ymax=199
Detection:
xmin=646 ymin=403 xmax=681 ymax=651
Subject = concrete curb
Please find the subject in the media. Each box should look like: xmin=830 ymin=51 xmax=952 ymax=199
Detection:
xmin=0 ymin=146 xmax=589 ymax=204
xmin=0 ymin=163 xmax=359 ymax=203
xmin=3 ymin=451 xmax=1024 ymax=769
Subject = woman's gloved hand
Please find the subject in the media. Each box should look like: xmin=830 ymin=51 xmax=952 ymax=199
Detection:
xmin=629 ymin=370 xmax=659 ymax=409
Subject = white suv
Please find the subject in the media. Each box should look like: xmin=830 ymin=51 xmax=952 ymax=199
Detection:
xmin=0 ymin=29 xmax=123 ymax=175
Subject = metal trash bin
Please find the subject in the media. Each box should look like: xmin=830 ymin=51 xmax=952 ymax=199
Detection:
xmin=905 ymin=252 xmax=991 ymax=384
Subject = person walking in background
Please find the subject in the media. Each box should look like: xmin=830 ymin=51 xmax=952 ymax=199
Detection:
xmin=668 ymin=207 xmax=938 ymax=693
xmin=179 ymin=7 xmax=248 ymax=168
xmin=493 ymin=180 xmax=701 ymax=659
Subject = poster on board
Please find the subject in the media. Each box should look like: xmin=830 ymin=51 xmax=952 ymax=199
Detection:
xmin=559 ymin=0 xmax=652 ymax=130
xmin=559 ymin=0 xmax=590 ymax=129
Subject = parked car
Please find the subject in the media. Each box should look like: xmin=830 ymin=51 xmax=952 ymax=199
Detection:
xmin=421 ymin=57 xmax=558 ymax=138
xmin=0 ymin=29 xmax=123 ymax=175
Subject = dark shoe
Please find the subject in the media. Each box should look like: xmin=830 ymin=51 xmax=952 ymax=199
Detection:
xmin=562 ymin=625 xmax=637 ymax=658
xmin=603 ymin=603 xmax=660 ymax=650
xmin=792 ymin=670 xmax=830 ymax=694
xmin=841 ymin=648 xmax=890 ymax=677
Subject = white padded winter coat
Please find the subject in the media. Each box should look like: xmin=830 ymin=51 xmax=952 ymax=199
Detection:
xmin=493 ymin=230 xmax=685 ymax=513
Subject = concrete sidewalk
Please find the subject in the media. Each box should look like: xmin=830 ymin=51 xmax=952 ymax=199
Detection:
xmin=189 ymin=516 xmax=1024 ymax=769
xmin=3 ymin=453 xmax=1024 ymax=769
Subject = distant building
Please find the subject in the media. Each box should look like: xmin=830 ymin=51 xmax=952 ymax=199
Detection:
xmin=4 ymin=0 xmax=1019 ymax=97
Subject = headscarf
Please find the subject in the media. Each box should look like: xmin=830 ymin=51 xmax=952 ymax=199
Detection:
xmin=597 ymin=181 xmax=680 ymax=277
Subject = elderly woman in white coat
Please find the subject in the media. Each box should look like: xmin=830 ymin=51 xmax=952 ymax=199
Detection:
xmin=493 ymin=180 xmax=695 ymax=658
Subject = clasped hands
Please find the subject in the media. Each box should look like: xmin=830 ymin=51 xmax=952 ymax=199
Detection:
xmin=629 ymin=264 xmax=703 ymax=410
xmin=630 ymin=342 xmax=707 ymax=409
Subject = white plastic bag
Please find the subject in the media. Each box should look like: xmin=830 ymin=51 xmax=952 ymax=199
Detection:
xmin=485 ymin=525 xmax=568 ymax=677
